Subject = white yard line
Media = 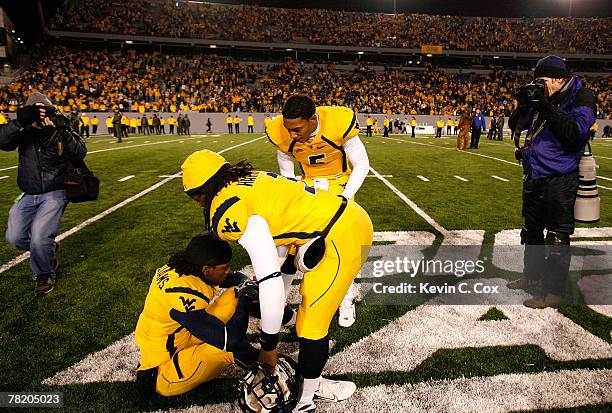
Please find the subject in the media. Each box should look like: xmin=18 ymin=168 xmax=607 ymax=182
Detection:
xmin=594 ymin=155 xmax=612 ymax=161
xmin=369 ymin=166 xmax=447 ymax=236
xmin=117 ymin=175 xmax=135 ymax=182
xmin=454 ymin=175 xmax=469 ymax=182
xmin=492 ymin=175 xmax=509 ymax=182
xmin=0 ymin=136 xmax=220 ymax=171
xmin=417 ymin=175 xmax=430 ymax=182
xmin=0 ymin=136 xmax=265 ymax=275
xmin=385 ymin=136 xmax=520 ymax=166
xmin=596 ymin=175 xmax=612 ymax=182
xmin=0 ymin=175 xmax=9 ymax=180
xmin=598 ymin=184 xmax=612 ymax=191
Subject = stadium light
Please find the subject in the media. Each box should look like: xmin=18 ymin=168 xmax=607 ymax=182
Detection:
xmin=358 ymin=51 xmax=364 ymax=55
xmin=125 ymin=40 xmax=133 ymax=44
xmin=493 ymin=56 xmax=500 ymax=59
xmin=286 ymin=48 xmax=293 ymax=51
xmin=209 ymin=44 xmax=217 ymax=48
xmin=408 ymin=60 xmax=413 ymax=64
xmin=426 ymin=53 xmax=432 ymax=57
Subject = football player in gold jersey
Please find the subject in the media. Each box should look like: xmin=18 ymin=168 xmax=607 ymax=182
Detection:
xmin=266 ymin=95 xmax=370 ymax=328
xmin=134 ymin=234 xmax=259 ymax=397
xmin=182 ymin=150 xmax=373 ymax=412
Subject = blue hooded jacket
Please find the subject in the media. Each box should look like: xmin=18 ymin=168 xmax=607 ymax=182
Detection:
xmin=511 ymin=76 xmax=596 ymax=180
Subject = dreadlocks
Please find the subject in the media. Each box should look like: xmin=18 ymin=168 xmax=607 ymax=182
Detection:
xmin=200 ymin=160 xmax=254 ymax=211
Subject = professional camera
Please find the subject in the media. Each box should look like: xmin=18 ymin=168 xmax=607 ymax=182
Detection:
xmin=42 ymin=106 xmax=71 ymax=129
xmin=516 ymin=79 xmax=547 ymax=106
xmin=16 ymin=105 xmax=71 ymax=129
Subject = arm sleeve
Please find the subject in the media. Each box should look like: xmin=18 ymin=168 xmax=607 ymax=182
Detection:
xmin=539 ymin=88 xmax=596 ymax=152
xmin=277 ymin=150 xmax=295 ymax=178
xmin=170 ymin=309 xmax=228 ymax=351
xmin=341 ymin=136 xmax=369 ymax=199
xmin=0 ymin=121 xmax=24 ymax=151
xmin=59 ymin=128 xmax=88 ymax=162
xmin=238 ymin=215 xmax=285 ymax=336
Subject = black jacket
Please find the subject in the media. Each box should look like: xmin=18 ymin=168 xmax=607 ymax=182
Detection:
xmin=0 ymin=120 xmax=87 ymax=195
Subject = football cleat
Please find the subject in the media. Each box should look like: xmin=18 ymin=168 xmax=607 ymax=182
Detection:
xmin=283 ymin=308 xmax=297 ymax=328
xmin=292 ymin=401 xmax=316 ymax=412
xmin=314 ymin=377 xmax=356 ymax=402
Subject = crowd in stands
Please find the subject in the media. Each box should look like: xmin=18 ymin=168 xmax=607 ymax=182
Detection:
xmin=50 ymin=1 xmax=612 ymax=54
xmin=0 ymin=47 xmax=610 ymax=119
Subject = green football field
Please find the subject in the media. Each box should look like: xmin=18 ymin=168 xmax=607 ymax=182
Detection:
xmin=0 ymin=132 xmax=610 ymax=412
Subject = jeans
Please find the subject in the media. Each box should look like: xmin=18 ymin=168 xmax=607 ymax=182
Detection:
xmin=6 ymin=190 xmax=68 ymax=280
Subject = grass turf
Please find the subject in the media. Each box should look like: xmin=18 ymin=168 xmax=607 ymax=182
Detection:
xmin=0 ymin=132 xmax=610 ymax=412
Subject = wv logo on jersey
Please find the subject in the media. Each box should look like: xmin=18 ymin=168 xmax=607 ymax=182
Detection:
xmin=222 ymin=218 xmax=241 ymax=233
xmin=180 ymin=296 xmax=197 ymax=312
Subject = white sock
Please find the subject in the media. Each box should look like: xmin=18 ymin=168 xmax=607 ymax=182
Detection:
xmin=297 ymin=377 xmax=320 ymax=405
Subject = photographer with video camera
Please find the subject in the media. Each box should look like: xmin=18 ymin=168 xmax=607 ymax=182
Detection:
xmin=508 ymin=56 xmax=596 ymax=309
xmin=0 ymin=93 xmax=87 ymax=296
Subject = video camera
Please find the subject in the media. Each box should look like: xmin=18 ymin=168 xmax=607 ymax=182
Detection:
xmin=516 ymin=79 xmax=547 ymax=107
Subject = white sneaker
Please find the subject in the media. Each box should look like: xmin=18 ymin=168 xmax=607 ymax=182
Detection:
xmin=338 ymin=300 xmax=356 ymax=327
xmin=292 ymin=401 xmax=316 ymax=412
xmin=314 ymin=377 xmax=356 ymax=402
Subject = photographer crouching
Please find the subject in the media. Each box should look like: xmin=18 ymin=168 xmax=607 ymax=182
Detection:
xmin=0 ymin=93 xmax=87 ymax=296
xmin=508 ymin=56 xmax=596 ymax=309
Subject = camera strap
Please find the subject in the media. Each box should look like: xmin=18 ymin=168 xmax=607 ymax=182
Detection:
xmin=522 ymin=113 xmax=546 ymax=150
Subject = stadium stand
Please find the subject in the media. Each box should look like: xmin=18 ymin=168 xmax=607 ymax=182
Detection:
xmin=49 ymin=1 xmax=612 ymax=54
xmin=0 ymin=46 xmax=610 ymax=119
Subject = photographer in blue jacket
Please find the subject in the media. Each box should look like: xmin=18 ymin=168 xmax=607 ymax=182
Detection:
xmin=507 ymin=55 xmax=596 ymax=309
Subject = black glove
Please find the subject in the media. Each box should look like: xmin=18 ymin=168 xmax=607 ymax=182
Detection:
xmin=234 ymin=279 xmax=258 ymax=301
xmin=530 ymin=87 xmax=549 ymax=111
xmin=16 ymin=106 xmax=41 ymax=127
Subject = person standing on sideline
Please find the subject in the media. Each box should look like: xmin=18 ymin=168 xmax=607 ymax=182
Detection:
xmin=168 ymin=115 xmax=176 ymax=134
xmin=226 ymin=114 xmax=233 ymax=133
xmin=233 ymin=115 xmax=241 ymax=134
xmin=113 ymin=111 xmax=123 ymax=143
xmin=206 ymin=118 xmax=212 ymax=133
xmin=105 ymin=115 xmax=113 ymax=135
xmin=91 ymin=115 xmax=99 ymax=135
xmin=469 ymin=109 xmax=486 ymax=149
xmin=435 ymin=118 xmax=444 ymax=138
xmin=247 ymin=114 xmax=254 ymax=133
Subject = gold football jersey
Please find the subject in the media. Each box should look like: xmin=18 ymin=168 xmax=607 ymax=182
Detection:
xmin=266 ymin=106 xmax=359 ymax=179
xmin=209 ymin=171 xmax=344 ymax=246
xmin=135 ymin=265 xmax=218 ymax=370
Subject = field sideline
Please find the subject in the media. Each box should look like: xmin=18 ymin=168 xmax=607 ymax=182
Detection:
xmin=0 ymin=132 xmax=610 ymax=412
